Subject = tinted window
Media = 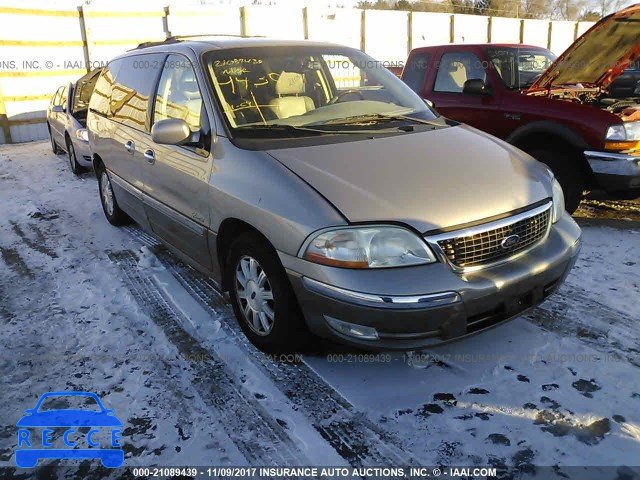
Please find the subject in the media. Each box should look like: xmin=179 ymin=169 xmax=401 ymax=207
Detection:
xmin=434 ymin=52 xmax=486 ymax=93
xmin=89 ymin=62 xmax=119 ymax=117
xmin=110 ymin=54 xmax=164 ymax=131
xmin=404 ymin=52 xmax=430 ymax=93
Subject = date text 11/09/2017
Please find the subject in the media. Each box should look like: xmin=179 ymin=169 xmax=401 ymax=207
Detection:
xmin=131 ymin=467 xmax=499 ymax=478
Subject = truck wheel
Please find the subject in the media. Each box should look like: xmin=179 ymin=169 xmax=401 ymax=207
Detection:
xmin=607 ymin=189 xmax=640 ymax=200
xmin=528 ymin=148 xmax=585 ymax=214
xmin=226 ymin=232 xmax=310 ymax=353
xmin=96 ymin=163 xmax=131 ymax=226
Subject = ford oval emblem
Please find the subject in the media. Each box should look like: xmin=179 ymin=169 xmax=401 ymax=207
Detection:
xmin=501 ymin=234 xmax=520 ymax=249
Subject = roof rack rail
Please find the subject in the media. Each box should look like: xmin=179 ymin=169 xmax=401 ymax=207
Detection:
xmin=134 ymin=33 xmax=265 ymax=50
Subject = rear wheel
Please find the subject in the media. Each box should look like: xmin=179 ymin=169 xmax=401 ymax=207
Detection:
xmin=527 ymin=147 xmax=586 ymax=214
xmin=66 ymin=137 xmax=87 ymax=175
xmin=226 ymin=232 xmax=310 ymax=353
xmin=96 ymin=163 xmax=131 ymax=226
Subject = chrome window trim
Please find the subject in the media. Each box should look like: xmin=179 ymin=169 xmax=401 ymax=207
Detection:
xmin=425 ymin=201 xmax=553 ymax=273
xmin=303 ymin=277 xmax=460 ymax=310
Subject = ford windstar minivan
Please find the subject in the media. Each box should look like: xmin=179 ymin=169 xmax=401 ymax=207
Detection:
xmin=87 ymin=36 xmax=581 ymax=352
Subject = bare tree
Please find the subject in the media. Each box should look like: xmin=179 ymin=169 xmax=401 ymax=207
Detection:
xmin=591 ymin=0 xmax=626 ymax=16
xmin=552 ymin=0 xmax=587 ymax=20
xmin=522 ymin=0 xmax=553 ymax=18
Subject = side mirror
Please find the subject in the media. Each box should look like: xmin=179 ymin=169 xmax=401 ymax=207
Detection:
xmin=51 ymin=105 xmax=64 ymax=113
xmin=463 ymin=79 xmax=491 ymax=96
xmin=423 ymin=98 xmax=435 ymax=109
xmin=151 ymin=118 xmax=191 ymax=145
xmin=634 ymin=80 xmax=640 ymax=96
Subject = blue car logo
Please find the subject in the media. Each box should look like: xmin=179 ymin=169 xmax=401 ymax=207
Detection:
xmin=16 ymin=391 xmax=124 ymax=468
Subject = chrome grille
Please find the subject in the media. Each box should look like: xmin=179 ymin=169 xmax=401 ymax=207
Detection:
xmin=432 ymin=204 xmax=551 ymax=270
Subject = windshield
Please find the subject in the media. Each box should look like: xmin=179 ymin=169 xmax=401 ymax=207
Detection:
xmin=485 ymin=47 xmax=556 ymax=90
xmin=203 ymin=46 xmax=439 ymax=134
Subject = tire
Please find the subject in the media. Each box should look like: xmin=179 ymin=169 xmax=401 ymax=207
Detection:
xmin=96 ymin=163 xmax=131 ymax=226
xmin=226 ymin=232 xmax=310 ymax=353
xmin=66 ymin=137 xmax=88 ymax=175
xmin=527 ymin=147 xmax=586 ymax=214
xmin=606 ymin=189 xmax=640 ymax=201
xmin=48 ymin=124 xmax=62 ymax=154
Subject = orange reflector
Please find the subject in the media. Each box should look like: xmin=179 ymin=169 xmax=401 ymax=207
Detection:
xmin=303 ymin=252 xmax=369 ymax=269
xmin=604 ymin=141 xmax=640 ymax=152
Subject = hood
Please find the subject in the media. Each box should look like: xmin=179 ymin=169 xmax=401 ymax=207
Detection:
xmin=268 ymin=125 xmax=553 ymax=233
xmin=530 ymin=3 xmax=640 ymax=90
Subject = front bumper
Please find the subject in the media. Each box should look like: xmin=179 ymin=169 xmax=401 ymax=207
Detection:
xmin=282 ymin=214 xmax=581 ymax=350
xmin=73 ymin=139 xmax=93 ymax=167
xmin=585 ymin=150 xmax=640 ymax=192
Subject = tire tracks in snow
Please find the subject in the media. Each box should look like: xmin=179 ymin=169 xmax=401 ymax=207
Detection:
xmin=108 ymin=249 xmax=316 ymax=469
xmin=121 ymin=225 xmax=417 ymax=470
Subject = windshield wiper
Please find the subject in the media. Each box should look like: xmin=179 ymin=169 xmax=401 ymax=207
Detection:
xmin=233 ymin=123 xmax=382 ymax=137
xmin=233 ymin=124 xmax=332 ymax=137
xmin=233 ymin=123 xmax=395 ymax=137
xmin=312 ymin=113 xmax=441 ymax=127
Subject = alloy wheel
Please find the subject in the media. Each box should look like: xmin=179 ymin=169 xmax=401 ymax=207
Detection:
xmin=234 ymin=255 xmax=275 ymax=336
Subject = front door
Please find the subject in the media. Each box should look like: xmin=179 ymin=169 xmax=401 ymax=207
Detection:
xmin=428 ymin=50 xmax=504 ymax=138
xmin=143 ymin=54 xmax=214 ymax=270
xmin=49 ymin=86 xmax=67 ymax=144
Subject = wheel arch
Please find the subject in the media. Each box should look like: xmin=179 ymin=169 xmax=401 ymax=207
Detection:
xmin=506 ymin=121 xmax=595 ymax=184
xmin=215 ymin=218 xmax=273 ymax=292
xmin=506 ymin=121 xmax=590 ymax=152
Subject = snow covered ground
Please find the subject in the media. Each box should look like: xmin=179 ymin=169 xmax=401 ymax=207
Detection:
xmin=0 ymin=141 xmax=639 ymax=479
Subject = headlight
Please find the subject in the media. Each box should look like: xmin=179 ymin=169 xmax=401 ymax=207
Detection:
xmin=606 ymin=121 xmax=640 ymax=141
xmin=75 ymin=128 xmax=89 ymax=142
xmin=551 ymin=177 xmax=565 ymax=223
xmin=301 ymin=226 xmax=436 ymax=268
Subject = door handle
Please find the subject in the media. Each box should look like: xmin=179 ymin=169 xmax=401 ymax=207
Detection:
xmin=144 ymin=149 xmax=155 ymax=164
xmin=124 ymin=140 xmax=135 ymax=153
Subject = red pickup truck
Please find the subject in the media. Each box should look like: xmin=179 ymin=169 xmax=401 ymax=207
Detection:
xmin=401 ymin=4 xmax=640 ymax=212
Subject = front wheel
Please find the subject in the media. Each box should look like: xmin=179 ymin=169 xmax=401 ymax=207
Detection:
xmin=607 ymin=189 xmax=640 ymax=201
xmin=96 ymin=164 xmax=131 ymax=226
xmin=528 ymin=148 xmax=586 ymax=214
xmin=226 ymin=232 xmax=309 ymax=353
xmin=67 ymin=138 xmax=87 ymax=175
xmin=49 ymin=125 xmax=62 ymax=154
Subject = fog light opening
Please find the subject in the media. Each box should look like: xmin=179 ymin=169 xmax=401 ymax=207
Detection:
xmin=325 ymin=316 xmax=379 ymax=340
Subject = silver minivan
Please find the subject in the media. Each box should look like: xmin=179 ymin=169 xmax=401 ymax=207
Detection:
xmin=87 ymin=37 xmax=581 ymax=352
